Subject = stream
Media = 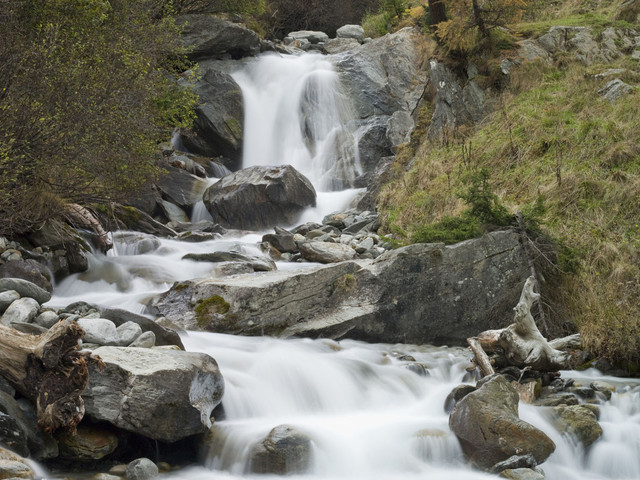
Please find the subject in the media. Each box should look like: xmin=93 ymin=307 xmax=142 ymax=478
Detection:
xmin=44 ymin=53 xmax=640 ymax=480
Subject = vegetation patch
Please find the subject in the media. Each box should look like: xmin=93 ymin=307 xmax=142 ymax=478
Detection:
xmin=332 ymin=274 xmax=359 ymax=295
xmin=195 ymin=295 xmax=231 ymax=329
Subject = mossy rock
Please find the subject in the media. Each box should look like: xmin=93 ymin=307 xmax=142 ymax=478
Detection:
xmin=195 ymin=295 xmax=231 ymax=329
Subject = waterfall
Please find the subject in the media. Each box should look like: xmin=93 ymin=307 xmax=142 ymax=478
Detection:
xmin=232 ymin=53 xmax=362 ymax=192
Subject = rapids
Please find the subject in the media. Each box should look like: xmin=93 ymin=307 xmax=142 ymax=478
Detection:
xmin=44 ymin=53 xmax=640 ymax=480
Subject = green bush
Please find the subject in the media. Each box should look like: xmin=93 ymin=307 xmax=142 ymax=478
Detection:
xmin=411 ymin=215 xmax=482 ymax=244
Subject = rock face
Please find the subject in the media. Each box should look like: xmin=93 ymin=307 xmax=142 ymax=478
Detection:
xmin=249 ymin=425 xmax=313 ymax=474
xmin=150 ymin=230 xmax=530 ymax=345
xmin=83 ymin=347 xmax=224 ymax=443
xmin=549 ymin=405 xmax=603 ymax=448
xmin=156 ymin=165 xmax=211 ymax=211
xmin=176 ymin=15 xmax=260 ymax=60
xmin=449 ymin=375 xmax=555 ymax=470
xmin=180 ymin=69 xmax=244 ymax=165
xmin=203 ymin=165 xmax=316 ymax=230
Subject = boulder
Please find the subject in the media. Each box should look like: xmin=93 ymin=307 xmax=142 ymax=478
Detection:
xmin=77 ymin=318 xmax=120 ymax=346
xmin=500 ymin=468 xmax=545 ymax=480
xmin=0 ymin=291 xmax=20 ymax=315
xmin=156 ymin=165 xmax=210 ymax=210
xmin=150 ymin=230 xmax=530 ymax=344
xmin=126 ymin=458 xmax=159 ymax=480
xmin=116 ymin=321 xmax=143 ymax=346
xmin=355 ymin=116 xmax=393 ymax=175
xmin=179 ymin=69 xmax=244 ymax=165
xmin=0 ymin=412 xmax=29 ymax=457
xmin=549 ymin=405 xmax=603 ymax=448
xmin=299 ymin=242 xmax=357 ymax=263
xmin=598 ymin=78 xmax=634 ymax=103
xmin=335 ymin=27 xmax=427 ymax=118
xmin=83 ymin=347 xmax=224 ymax=442
xmin=0 ymin=260 xmax=52 ymax=292
xmin=160 ymin=201 xmax=190 ymax=224
xmin=449 ymin=375 xmax=555 ymax=470
xmin=0 ymin=278 xmax=50 ymax=305
xmin=287 ymin=30 xmax=329 ymax=44
xmin=97 ymin=204 xmax=177 ymax=238
xmin=176 ymin=15 xmax=260 ymax=60
xmin=0 ymin=298 xmax=39 ymax=326
xmin=262 ymin=233 xmax=297 ymax=253
xmin=99 ymin=307 xmax=184 ymax=349
xmin=336 ymin=25 xmax=365 ymax=41
xmin=203 ymin=165 xmax=316 ymax=230
xmin=183 ymin=251 xmax=276 ymax=272
xmin=249 ymin=425 xmax=313 ymax=474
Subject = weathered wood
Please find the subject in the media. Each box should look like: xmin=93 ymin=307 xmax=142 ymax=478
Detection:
xmin=467 ymin=337 xmax=495 ymax=377
xmin=0 ymin=320 xmax=94 ymax=433
xmin=62 ymin=203 xmax=112 ymax=253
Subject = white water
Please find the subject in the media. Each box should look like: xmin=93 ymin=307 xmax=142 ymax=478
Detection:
xmin=233 ymin=53 xmax=362 ymax=192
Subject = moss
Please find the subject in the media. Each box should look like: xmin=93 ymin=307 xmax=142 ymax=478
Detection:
xmin=332 ymin=274 xmax=358 ymax=295
xmin=195 ymin=295 xmax=230 ymax=329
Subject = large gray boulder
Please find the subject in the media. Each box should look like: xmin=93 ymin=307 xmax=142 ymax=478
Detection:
xmin=248 ymin=425 xmax=313 ymax=474
xmin=176 ymin=15 xmax=260 ymax=60
xmin=180 ymin=69 xmax=244 ymax=166
xmin=203 ymin=165 xmax=316 ymax=230
xmin=150 ymin=230 xmax=530 ymax=345
xmin=299 ymin=242 xmax=357 ymax=263
xmin=0 ymin=278 xmax=50 ymax=305
xmin=336 ymin=25 xmax=365 ymax=41
xmin=156 ymin=165 xmax=210 ymax=211
xmin=449 ymin=375 xmax=555 ymax=470
xmin=83 ymin=347 xmax=224 ymax=443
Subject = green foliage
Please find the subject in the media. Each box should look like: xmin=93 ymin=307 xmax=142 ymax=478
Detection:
xmin=363 ymin=0 xmax=408 ymax=37
xmin=459 ymin=168 xmax=512 ymax=226
xmin=195 ymin=295 xmax=230 ymax=328
xmin=0 ymin=0 xmax=196 ymax=236
xmin=411 ymin=215 xmax=481 ymax=244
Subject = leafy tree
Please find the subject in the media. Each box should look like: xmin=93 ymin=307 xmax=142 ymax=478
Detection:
xmin=0 ymin=0 xmax=196 ymax=236
xmin=435 ymin=0 xmax=526 ymax=53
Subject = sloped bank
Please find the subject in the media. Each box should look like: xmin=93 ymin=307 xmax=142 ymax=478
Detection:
xmin=151 ymin=229 xmax=530 ymax=345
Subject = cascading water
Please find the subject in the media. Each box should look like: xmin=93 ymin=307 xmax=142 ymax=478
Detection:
xmin=233 ymin=53 xmax=361 ymax=191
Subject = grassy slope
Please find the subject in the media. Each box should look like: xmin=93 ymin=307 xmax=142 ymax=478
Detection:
xmin=378 ymin=1 xmax=640 ymax=367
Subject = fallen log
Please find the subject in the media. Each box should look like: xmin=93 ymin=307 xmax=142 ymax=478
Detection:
xmin=470 ymin=276 xmax=572 ymax=373
xmin=0 ymin=320 xmax=94 ymax=433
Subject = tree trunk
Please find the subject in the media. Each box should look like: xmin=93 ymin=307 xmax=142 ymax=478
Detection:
xmin=0 ymin=320 xmax=95 ymax=433
xmin=428 ymin=0 xmax=447 ymax=25
xmin=471 ymin=0 xmax=487 ymax=36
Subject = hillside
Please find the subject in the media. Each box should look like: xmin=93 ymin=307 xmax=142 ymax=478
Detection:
xmin=378 ymin=0 xmax=640 ymax=367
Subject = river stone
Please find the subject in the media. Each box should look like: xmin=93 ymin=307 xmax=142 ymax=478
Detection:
xmin=99 ymin=307 xmax=184 ymax=349
xmin=179 ymin=69 xmax=244 ymax=165
xmin=0 ymin=291 xmax=20 ymax=315
xmin=549 ymin=405 xmax=603 ymax=448
xmin=336 ymin=24 xmax=365 ymax=41
xmin=183 ymin=251 xmax=276 ymax=272
xmin=500 ymin=468 xmax=545 ymax=480
xmin=78 ymin=318 xmax=120 ymax=346
xmin=129 ymin=331 xmax=156 ymax=348
xmin=12 ymin=397 xmax=58 ymax=460
xmin=0 ymin=278 xmax=51 ymax=304
xmin=34 ymin=310 xmax=59 ymax=329
xmin=156 ymin=165 xmax=210 ymax=210
xmin=83 ymin=347 xmax=224 ymax=443
xmin=287 ymin=30 xmax=329 ymax=44
xmin=0 ymin=448 xmax=33 ymax=479
xmin=160 ymin=200 xmax=190 ymax=224
xmin=116 ymin=321 xmax=143 ymax=347
xmin=176 ymin=15 xmax=260 ymax=60
xmin=126 ymin=458 xmax=159 ymax=480
xmin=249 ymin=425 xmax=313 ymax=474
xmin=57 ymin=425 xmax=118 ymax=460
xmin=1 ymin=298 xmax=39 ymax=326
xmin=444 ymin=385 xmax=477 ymax=414
xmin=262 ymin=233 xmax=298 ymax=253
xmin=203 ymin=165 xmax=316 ymax=230
xmin=299 ymin=242 xmax=357 ymax=263
xmin=449 ymin=375 xmax=555 ymax=470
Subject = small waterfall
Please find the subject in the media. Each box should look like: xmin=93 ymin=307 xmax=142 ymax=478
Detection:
xmin=232 ymin=54 xmax=362 ymax=192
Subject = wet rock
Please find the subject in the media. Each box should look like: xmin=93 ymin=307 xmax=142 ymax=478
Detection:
xmin=83 ymin=347 xmax=224 ymax=442
xmin=156 ymin=165 xmax=210 ymax=211
xmin=299 ymin=242 xmax=357 ymax=263
xmin=249 ymin=425 xmax=313 ymax=474
xmin=57 ymin=425 xmax=119 ymax=461
xmin=126 ymin=458 xmax=159 ymax=480
xmin=116 ymin=321 xmax=143 ymax=347
xmin=0 ymin=447 xmax=34 ymax=479
xmin=262 ymin=233 xmax=298 ymax=253
xmin=491 ymin=454 xmax=537 ymax=473
xmin=287 ymin=30 xmax=329 ymax=44
xmin=0 ymin=260 xmax=52 ymax=292
xmin=449 ymin=375 xmax=555 ymax=470
xmin=176 ymin=15 xmax=260 ymax=60
xmin=99 ymin=307 xmax=184 ymax=349
xmin=179 ymin=69 xmax=244 ymax=164
xmin=0 ymin=291 xmax=20 ymax=315
xmin=78 ymin=318 xmax=120 ymax=346
xmin=1 ymin=298 xmax=39 ymax=326
xmin=129 ymin=331 xmax=156 ymax=348
xmin=12 ymin=398 xmax=58 ymax=460
xmin=444 ymin=385 xmax=477 ymax=414
xmin=203 ymin=165 xmax=316 ymax=230
xmin=183 ymin=251 xmax=276 ymax=272
xmin=0 ymin=278 xmax=50 ymax=305
xmin=549 ymin=404 xmax=603 ymax=448
xmin=533 ymin=393 xmax=578 ymax=407
xmin=500 ymin=468 xmax=545 ymax=480
xmin=0 ymin=412 xmax=29 ymax=457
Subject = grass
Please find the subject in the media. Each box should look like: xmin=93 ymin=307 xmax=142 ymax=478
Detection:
xmin=378 ymin=51 xmax=640 ymax=365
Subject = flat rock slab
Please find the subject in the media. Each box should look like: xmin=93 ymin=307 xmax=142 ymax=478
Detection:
xmin=83 ymin=347 xmax=224 ymax=443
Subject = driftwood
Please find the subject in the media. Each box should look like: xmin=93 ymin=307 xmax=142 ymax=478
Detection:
xmin=62 ymin=203 xmax=113 ymax=253
xmin=469 ymin=276 xmax=572 ymax=374
xmin=467 ymin=337 xmax=495 ymax=376
xmin=0 ymin=320 xmax=94 ymax=433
